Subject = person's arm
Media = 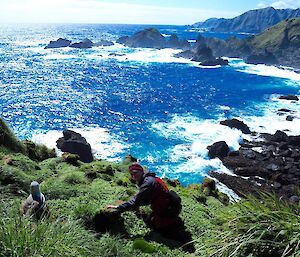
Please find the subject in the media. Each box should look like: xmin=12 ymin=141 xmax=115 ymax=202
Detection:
xmin=117 ymin=178 xmax=154 ymax=212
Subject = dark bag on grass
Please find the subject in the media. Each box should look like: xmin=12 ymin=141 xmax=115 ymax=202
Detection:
xmin=164 ymin=190 xmax=182 ymax=217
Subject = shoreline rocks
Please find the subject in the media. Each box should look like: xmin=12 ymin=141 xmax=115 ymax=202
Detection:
xmin=220 ymin=118 xmax=251 ymax=134
xmin=44 ymin=38 xmax=114 ymax=49
xmin=44 ymin=38 xmax=71 ymax=49
xmin=209 ymin=129 xmax=300 ymax=200
xmin=56 ymin=129 xmax=93 ymax=163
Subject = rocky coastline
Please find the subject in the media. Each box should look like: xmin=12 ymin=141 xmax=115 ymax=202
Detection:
xmin=207 ymin=95 xmax=300 ymax=202
xmin=44 ymin=38 xmax=114 ymax=49
xmin=44 ymin=17 xmax=300 ymax=69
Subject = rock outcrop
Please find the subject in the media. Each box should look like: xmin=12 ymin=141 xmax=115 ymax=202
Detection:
xmin=190 ymin=45 xmax=228 ymax=66
xmin=166 ymin=34 xmax=190 ymax=50
xmin=70 ymin=38 xmax=93 ymax=49
xmin=279 ymin=95 xmax=299 ymax=101
xmin=56 ymin=130 xmax=93 ymax=163
xmin=246 ymin=50 xmax=278 ymax=65
xmin=207 ymin=141 xmax=230 ymax=159
xmin=220 ymin=118 xmax=251 ymax=134
xmin=45 ymin=38 xmax=114 ymax=49
xmin=210 ymin=130 xmax=300 ymax=200
xmin=188 ymin=18 xmax=300 ymax=69
xmin=117 ymin=28 xmax=191 ymax=50
xmin=44 ymin=38 xmax=71 ymax=49
xmin=117 ymin=28 xmax=166 ymax=48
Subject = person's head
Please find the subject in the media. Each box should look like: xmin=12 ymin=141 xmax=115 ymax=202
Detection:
xmin=30 ymin=181 xmax=41 ymax=200
xmin=129 ymin=163 xmax=144 ymax=184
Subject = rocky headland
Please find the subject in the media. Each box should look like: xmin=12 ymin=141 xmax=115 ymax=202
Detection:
xmin=117 ymin=28 xmax=228 ymax=66
xmin=192 ymin=6 xmax=300 ymax=33
xmin=115 ymin=18 xmax=300 ymax=69
xmin=185 ymin=18 xmax=300 ymax=69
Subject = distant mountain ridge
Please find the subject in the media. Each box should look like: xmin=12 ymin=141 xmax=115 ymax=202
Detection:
xmin=192 ymin=7 xmax=300 ymax=33
xmin=192 ymin=18 xmax=300 ymax=68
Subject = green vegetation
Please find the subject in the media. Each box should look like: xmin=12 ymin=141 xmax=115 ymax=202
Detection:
xmin=250 ymin=18 xmax=300 ymax=51
xmin=0 ymin=117 xmax=299 ymax=256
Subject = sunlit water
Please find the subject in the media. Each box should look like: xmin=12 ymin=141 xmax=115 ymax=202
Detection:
xmin=0 ymin=24 xmax=299 ymax=190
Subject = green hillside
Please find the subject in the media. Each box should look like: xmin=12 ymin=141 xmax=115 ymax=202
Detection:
xmin=250 ymin=18 xmax=300 ymax=51
xmin=0 ymin=117 xmax=299 ymax=257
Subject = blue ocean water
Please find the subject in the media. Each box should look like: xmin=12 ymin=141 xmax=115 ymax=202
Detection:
xmin=0 ymin=24 xmax=300 ymax=187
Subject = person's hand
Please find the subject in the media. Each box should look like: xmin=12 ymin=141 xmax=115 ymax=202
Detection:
xmin=106 ymin=205 xmax=118 ymax=209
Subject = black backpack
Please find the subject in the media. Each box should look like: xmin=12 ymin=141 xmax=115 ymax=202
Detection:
xmin=164 ymin=190 xmax=182 ymax=217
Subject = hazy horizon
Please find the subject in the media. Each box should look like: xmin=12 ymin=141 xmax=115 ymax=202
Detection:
xmin=0 ymin=0 xmax=300 ymax=25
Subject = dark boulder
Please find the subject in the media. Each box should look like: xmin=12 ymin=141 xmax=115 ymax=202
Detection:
xmin=70 ymin=38 xmax=93 ymax=49
xmin=286 ymin=115 xmax=294 ymax=121
xmin=270 ymin=130 xmax=288 ymax=142
xmin=44 ymin=38 xmax=71 ymax=49
xmin=278 ymin=108 xmax=292 ymax=113
xmin=207 ymin=141 xmax=230 ymax=159
xmin=56 ymin=129 xmax=93 ymax=163
xmin=278 ymin=95 xmax=299 ymax=101
xmin=220 ymin=118 xmax=251 ymax=134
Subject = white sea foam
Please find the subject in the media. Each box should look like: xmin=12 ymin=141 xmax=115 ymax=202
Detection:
xmin=219 ymin=105 xmax=231 ymax=111
xmin=229 ymin=59 xmax=300 ymax=81
xmin=162 ymin=34 xmax=171 ymax=38
xmin=31 ymin=126 xmax=129 ymax=161
xmin=109 ymin=48 xmax=192 ymax=64
xmin=243 ymin=94 xmax=300 ymax=136
xmin=151 ymin=115 xmax=244 ymax=181
xmin=215 ymin=180 xmax=241 ymax=201
xmin=199 ymin=64 xmax=221 ymax=69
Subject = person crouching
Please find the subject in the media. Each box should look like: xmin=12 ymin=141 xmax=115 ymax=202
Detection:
xmin=107 ymin=163 xmax=195 ymax=252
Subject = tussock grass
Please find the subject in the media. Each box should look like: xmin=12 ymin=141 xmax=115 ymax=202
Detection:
xmin=0 ymin=216 xmax=94 ymax=257
xmin=0 ymin=118 xmax=25 ymax=153
xmin=197 ymin=193 xmax=300 ymax=257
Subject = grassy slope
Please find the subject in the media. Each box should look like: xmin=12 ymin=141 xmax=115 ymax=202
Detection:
xmin=0 ymin=118 xmax=299 ymax=257
xmin=250 ymin=18 xmax=300 ymax=51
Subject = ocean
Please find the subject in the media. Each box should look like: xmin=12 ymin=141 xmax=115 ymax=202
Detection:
xmin=1 ymin=23 xmax=300 ymax=190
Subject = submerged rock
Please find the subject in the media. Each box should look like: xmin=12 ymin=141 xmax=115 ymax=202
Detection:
xmin=56 ymin=129 xmax=93 ymax=163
